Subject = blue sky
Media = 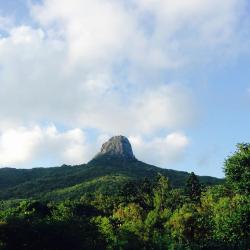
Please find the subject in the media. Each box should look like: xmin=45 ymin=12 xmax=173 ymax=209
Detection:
xmin=0 ymin=0 xmax=250 ymax=177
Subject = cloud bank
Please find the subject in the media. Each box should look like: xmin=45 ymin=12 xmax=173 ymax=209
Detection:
xmin=0 ymin=125 xmax=94 ymax=167
xmin=0 ymin=0 xmax=249 ymax=167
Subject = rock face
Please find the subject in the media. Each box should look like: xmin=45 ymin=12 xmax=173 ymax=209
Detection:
xmin=96 ymin=135 xmax=135 ymax=160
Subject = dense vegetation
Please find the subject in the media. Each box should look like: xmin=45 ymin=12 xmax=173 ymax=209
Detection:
xmin=0 ymin=144 xmax=249 ymax=249
xmin=0 ymin=156 xmax=222 ymax=200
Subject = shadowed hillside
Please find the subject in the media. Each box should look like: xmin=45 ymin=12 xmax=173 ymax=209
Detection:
xmin=0 ymin=136 xmax=223 ymax=201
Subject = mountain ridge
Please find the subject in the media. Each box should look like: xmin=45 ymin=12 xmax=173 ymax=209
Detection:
xmin=0 ymin=135 xmax=224 ymax=201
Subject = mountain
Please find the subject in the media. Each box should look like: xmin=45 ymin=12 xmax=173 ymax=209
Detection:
xmin=94 ymin=135 xmax=136 ymax=160
xmin=0 ymin=136 xmax=223 ymax=201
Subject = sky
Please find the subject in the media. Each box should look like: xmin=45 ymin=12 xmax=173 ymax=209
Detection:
xmin=0 ymin=0 xmax=250 ymax=177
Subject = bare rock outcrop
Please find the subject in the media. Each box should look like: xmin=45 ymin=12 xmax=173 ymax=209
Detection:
xmin=95 ymin=135 xmax=135 ymax=160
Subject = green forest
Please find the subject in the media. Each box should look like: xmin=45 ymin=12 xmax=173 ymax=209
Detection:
xmin=0 ymin=143 xmax=249 ymax=250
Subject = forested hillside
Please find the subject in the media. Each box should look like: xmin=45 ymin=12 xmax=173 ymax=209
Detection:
xmin=0 ymin=157 xmax=222 ymax=201
xmin=0 ymin=139 xmax=249 ymax=249
xmin=0 ymin=136 xmax=222 ymax=201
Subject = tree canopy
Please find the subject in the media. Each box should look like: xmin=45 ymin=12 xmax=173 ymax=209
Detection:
xmin=0 ymin=143 xmax=249 ymax=249
xmin=224 ymin=143 xmax=250 ymax=194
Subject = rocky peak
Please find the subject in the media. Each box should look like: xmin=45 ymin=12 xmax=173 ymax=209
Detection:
xmin=96 ymin=135 xmax=135 ymax=160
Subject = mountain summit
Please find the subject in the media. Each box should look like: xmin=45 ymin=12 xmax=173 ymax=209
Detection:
xmin=94 ymin=135 xmax=136 ymax=160
xmin=0 ymin=134 xmax=223 ymax=200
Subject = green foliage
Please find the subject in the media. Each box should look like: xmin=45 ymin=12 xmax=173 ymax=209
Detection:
xmin=168 ymin=204 xmax=199 ymax=244
xmin=212 ymin=194 xmax=250 ymax=246
xmin=0 ymin=143 xmax=249 ymax=249
xmin=224 ymin=143 xmax=250 ymax=194
xmin=0 ymin=157 xmax=223 ymax=201
xmin=0 ymin=200 xmax=106 ymax=250
xmin=153 ymin=175 xmax=171 ymax=211
xmin=185 ymin=172 xmax=202 ymax=203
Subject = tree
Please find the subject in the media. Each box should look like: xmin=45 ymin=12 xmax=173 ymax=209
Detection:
xmin=112 ymin=203 xmax=145 ymax=249
xmin=185 ymin=172 xmax=201 ymax=203
xmin=212 ymin=194 xmax=250 ymax=248
xmin=168 ymin=204 xmax=200 ymax=246
xmin=224 ymin=143 xmax=250 ymax=194
xmin=153 ymin=174 xmax=171 ymax=211
xmin=138 ymin=178 xmax=154 ymax=210
xmin=120 ymin=180 xmax=140 ymax=204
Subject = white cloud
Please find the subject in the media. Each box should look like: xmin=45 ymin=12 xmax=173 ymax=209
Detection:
xmin=0 ymin=16 xmax=13 ymax=33
xmin=0 ymin=0 xmax=247 ymax=132
xmin=129 ymin=132 xmax=189 ymax=166
xmin=0 ymin=22 xmax=196 ymax=135
xmin=77 ymin=83 xmax=196 ymax=135
xmin=30 ymin=0 xmax=250 ymax=71
xmin=31 ymin=0 xmax=134 ymax=68
xmin=0 ymin=124 xmax=189 ymax=168
xmin=0 ymin=0 xmax=249 ymax=167
xmin=10 ymin=26 xmax=44 ymax=45
xmin=132 ymin=84 xmax=195 ymax=133
xmin=0 ymin=125 xmax=93 ymax=167
xmin=0 ymin=126 xmax=42 ymax=166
